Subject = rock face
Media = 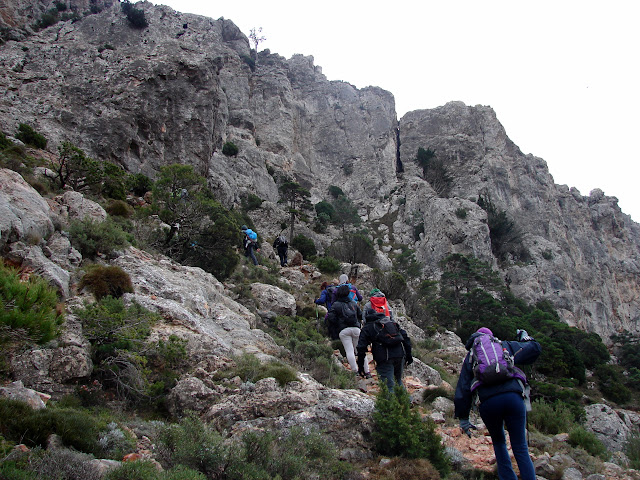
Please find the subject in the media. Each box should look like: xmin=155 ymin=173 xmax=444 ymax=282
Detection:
xmin=0 ymin=2 xmax=639 ymax=340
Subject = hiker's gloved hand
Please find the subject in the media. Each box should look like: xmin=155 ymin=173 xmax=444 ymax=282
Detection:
xmin=517 ymin=329 xmax=534 ymax=342
xmin=459 ymin=419 xmax=477 ymax=437
xmin=405 ymin=355 xmax=413 ymax=367
xmin=357 ymin=355 xmax=365 ymax=377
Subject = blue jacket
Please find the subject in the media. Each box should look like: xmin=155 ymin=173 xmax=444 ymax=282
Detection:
xmin=454 ymin=332 xmax=541 ymax=420
xmin=315 ymin=287 xmax=334 ymax=310
xmin=330 ymin=283 xmax=363 ymax=304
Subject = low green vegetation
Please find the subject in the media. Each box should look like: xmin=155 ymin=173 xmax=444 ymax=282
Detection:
xmin=213 ymin=352 xmax=297 ymax=388
xmin=69 ymin=217 xmax=131 ymax=259
xmin=16 ymin=124 xmax=47 ymax=149
xmin=0 ymin=262 xmax=63 ymax=345
xmin=74 ymin=297 xmax=186 ymax=406
xmin=222 ymin=141 xmax=239 ymax=157
xmin=373 ymin=384 xmax=450 ymax=478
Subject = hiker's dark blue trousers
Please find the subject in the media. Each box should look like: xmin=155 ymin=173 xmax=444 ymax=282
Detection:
xmin=479 ymin=392 xmax=535 ymax=480
xmin=376 ymin=357 xmax=404 ymax=390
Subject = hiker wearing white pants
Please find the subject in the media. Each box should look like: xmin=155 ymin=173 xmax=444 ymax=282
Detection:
xmin=339 ymin=326 xmax=369 ymax=376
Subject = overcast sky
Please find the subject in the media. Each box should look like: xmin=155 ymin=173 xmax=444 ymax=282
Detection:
xmin=158 ymin=0 xmax=640 ymax=222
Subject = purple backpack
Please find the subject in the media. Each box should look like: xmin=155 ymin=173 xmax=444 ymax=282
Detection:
xmin=470 ymin=334 xmax=526 ymax=392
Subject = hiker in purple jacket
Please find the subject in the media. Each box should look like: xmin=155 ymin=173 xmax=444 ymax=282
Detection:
xmin=454 ymin=327 xmax=541 ymax=480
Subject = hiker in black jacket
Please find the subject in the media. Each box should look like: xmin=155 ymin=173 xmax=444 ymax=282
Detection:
xmin=356 ymin=307 xmax=412 ymax=390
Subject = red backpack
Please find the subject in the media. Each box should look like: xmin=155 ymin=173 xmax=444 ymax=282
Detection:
xmin=370 ymin=295 xmax=390 ymax=317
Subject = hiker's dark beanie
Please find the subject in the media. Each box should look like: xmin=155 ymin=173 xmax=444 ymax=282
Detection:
xmin=337 ymin=284 xmax=350 ymax=297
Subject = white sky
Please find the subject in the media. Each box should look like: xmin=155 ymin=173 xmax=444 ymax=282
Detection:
xmin=158 ymin=0 xmax=640 ymax=222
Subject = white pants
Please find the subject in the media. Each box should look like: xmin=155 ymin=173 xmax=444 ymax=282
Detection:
xmin=339 ymin=327 xmax=369 ymax=373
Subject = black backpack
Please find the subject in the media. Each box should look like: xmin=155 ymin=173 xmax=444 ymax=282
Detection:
xmin=340 ymin=301 xmax=360 ymax=328
xmin=374 ymin=317 xmax=404 ymax=346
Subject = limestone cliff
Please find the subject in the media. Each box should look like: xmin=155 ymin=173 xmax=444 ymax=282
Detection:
xmin=0 ymin=1 xmax=639 ymax=340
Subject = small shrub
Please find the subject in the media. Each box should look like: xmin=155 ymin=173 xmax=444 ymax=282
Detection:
xmin=222 ymin=141 xmax=239 ymax=157
xmin=0 ymin=131 xmax=12 ymax=149
xmin=121 ymin=1 xmax=148 ymax=29
xmin=626 ymin=430 xmax=640 ymax=470
xmin=105 ymin=200 xmax=133 ymax=218
xmin=291 ymin=234 xmax=317 ymax=259
xmin=0 ymin=262 xmax=63 ymax=344
xmin=368 ymin=457 xmax=441 ymax=480
xmin=528 ymin=399 xmax=574 ymax=435
xmin=315 ymin=256 xmax=341 ymax=274
xmin=594 ymin=364 xmax=632 ymax=404
xmin=0 ymin=399 xmax=101 ymax=455
xmin=241 ymin=193 xmax=263 ymax=211
xmin=69 ymin=217 xmax=130 ymax=259
xmin=127 ymin=173 xmax=154 ymax=197
xmin=373 ymin=384 xmax=450 ymax=477
xmin=422 ymin=386 xmax=454 ymax=404
xmin=455 ymin=208 xmax=468 ymax=219
xmin=568 ymin=426 xmax=609 ymax=459
xmin=328 ymin=185 xmax=344 ymax=198
xmin=25 ymin=448 xmax=99 ymax=480
xmin=79 ymin=265 xmax=134 ymax=301
xmin=103 ymin=460 xmax=161 ymax=480
xmin=541 ymin=249 xmax=553 ymax=260
xmin=216 ymin=353 xmax=297 ymax=387
xmin=15 ymin=124 xmax=47 ymax=149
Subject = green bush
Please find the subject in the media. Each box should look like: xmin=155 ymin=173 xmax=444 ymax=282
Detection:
xmin=594 ymin=364 xmax=631 ymax=404
xmin=314 ymin=200 xmax=336 ymax=220
xmin=291 ymin=234 xmax=317 ymax=259
xmin=626 ymin=430 xmax=640 ymax=470
xmin=74 ymin=297 xmax=179 ymax=403
xmin=121 ymin=1 xmax=148 ymax=29
xmin=222 ymin=141 xmax=239 ymax=157
xmin=455 ymin=208 xmax=468 ymax=219
xmin=15 ymin=124 xmax=47 ymax=149
xmin=373 ymin=385 xmax=450 ymax=477
xmin=69 ymin=217 xmax=130 ymax=259
xmin=368 ymin=457 xmax=442 ymax=480
xmin=0 ymin=263 xmax=63 ymax=344
xmin=315 ymin=256 xmax=341 ymax=274
xmin=216 ymin=353 xmax=297 ymax=387
xmin=528 ymin=399 xmax=574 ymax=435
xmin=327 ymin=185 xmax=344 ymax=198
xmin=102 ymin=162 xmax=127 ymax=200
xmin=0 ymin=131 xmax=12 ymax=149
xmin=568 ymin=426 xmax=609 ymax=460
xmin=156 ymin=415 xmax=228 ymax=476
xmin=127 ymin=173 xmax=154 ymax=197
xmin=0 ymin=399 xmax=101 ymax=455
xmin=241 ymin=193 xmax=263 ymax=211
xmin=78 ymin=265 xmax=134 ymax=301
xmin=105 ymin=200 xmax=134 ymax=218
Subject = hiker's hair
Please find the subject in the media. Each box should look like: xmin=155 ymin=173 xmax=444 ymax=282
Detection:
xmin=337 ymin=284 xmax=351 ymax=297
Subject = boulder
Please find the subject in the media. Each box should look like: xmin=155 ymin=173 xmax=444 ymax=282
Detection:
xmin=405 ymin=358 xmax=443 ymax=387
xmin=584 ymin=404 xmax=631 ymax=452
xmin=250 ymin=283 xmax=297 ymax=316
xmin=166 ymin=376 xmax=219 ymax=417
xmin=6 ymin=242 xmax=70 ymax=298
xmin=0 ymin=168 xmax=54 ymax=250
xmin=55 ymin=190 xmax=107 ymax=223
xmin=204 ymin=374 xmax=375 ymax=460
xmin=0 ymin=381 xmax=50 ymax=409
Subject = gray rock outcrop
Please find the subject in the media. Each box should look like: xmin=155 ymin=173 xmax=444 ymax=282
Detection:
xmin=0 ymin=2 xmax=639 ymax=340
xmin=583 ymin=403 xmax=631 ymax=452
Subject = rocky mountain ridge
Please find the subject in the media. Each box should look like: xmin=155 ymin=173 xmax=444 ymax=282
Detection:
xmin=0 ymin=1 xmax=638 ymax=342
xmin=2 ymin=168 xmax=639 ymax=479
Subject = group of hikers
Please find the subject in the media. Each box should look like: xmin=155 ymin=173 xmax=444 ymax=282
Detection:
xmin=242 ymin=225 xmax=541 ymax=479
xmin=241 ymin=226 xmax=289 ymax=267
xmin=316 ymin=274 xmax=541 ymax=480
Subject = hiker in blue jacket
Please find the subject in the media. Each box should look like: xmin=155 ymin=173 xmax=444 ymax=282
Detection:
xmin=331 ymin=274 xmax=363 ymax=304
xmin=454 ymin=327 xmax=541 ymax=480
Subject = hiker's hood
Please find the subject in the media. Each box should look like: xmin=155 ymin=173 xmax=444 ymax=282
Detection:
xmin=370 ymin=292 xmax=386 ymax=298
xmin=364 ymin=309 xmax=387 ymax=323
xmin=465 ymin=332 xmax=486 ymax=350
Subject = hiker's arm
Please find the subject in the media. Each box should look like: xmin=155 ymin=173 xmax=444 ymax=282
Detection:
xmin=355 ymin=288 xmax=363 ymax=302
xmin=315 ymin=290 xmax=326 ymax=305
xmin=454 ymin=353 xmax=474 ymax=419
xmin=507 ymin=339 xmax=542 ymax=365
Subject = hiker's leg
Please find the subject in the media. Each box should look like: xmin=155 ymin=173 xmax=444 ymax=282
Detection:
xmin=479 ymin=394 xmax=517 ymax=480
xmin=354 ymin=328 xmax=369 ymax=374
xmin=392 ymin=357 xmax=404 ymax=388
xmin=339 ymin=328 xmax=359 ymax=372
xmin=249 ymin=246 xmax=258 ymax=265
xmin=375 ymin=362 xmax=395 ymax=390
xmin=502 ymin=393 xmax=536 ymax=480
